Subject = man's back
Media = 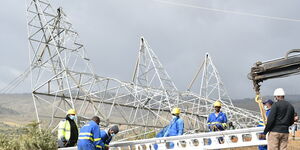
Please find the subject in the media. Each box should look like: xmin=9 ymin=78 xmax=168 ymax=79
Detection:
xmin=264 ymin=100 xmax=295 ymax=134
xmin=78 ymin=120 xmax=103 ymax=150
xmin=78 ymin=121 xmax=97 ymax=144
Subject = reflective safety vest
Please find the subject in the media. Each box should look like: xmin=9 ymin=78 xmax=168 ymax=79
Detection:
xmin=58 ymin=119 xmax=71 ymax=140
xmin=207 ymin=111 xmax=228 ymax=131
xmin=258 ymin=119 xmax=265 ymax=127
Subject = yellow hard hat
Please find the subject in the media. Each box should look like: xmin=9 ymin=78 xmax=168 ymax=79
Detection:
xmin=213 ymin=101 xmax=222 ymax=107
xmin=67 ymin=109 xmax=76 ymax=115
xmin=171 ymin=107 xmax=181 ymax=115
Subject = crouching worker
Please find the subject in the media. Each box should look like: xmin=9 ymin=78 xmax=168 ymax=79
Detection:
xmin=78 ymin=116 xmax=104 ymax=150
xmin=154 ymin=107 xmax=184 ymax=149
xmin=100 ymin=125 xmax=119 ymax=150
xmin=57 ymin=109 xmax=78 ymax=148
xmin=207 ymin=100 xmax=227 ymax=145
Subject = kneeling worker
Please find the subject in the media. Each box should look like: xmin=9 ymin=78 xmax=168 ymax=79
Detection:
xmin=207 ymin=100 xmax=227 ymax=132
xmin=100 ymin=125 xmax=119 ymax=150
xmin=207 ymin=100 xmax=227 ymax=144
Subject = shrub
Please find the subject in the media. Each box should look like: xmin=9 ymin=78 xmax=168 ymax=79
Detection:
xmin=0 ymin=122 xmax=57 ymax=150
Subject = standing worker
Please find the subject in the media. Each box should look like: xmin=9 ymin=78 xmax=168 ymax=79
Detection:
xmin=207 ymin=100 xmax=227 ymax=144
xmin=258 ymin=99 xmax=273 ymax=127
xmin=257 ymin=99 xmax=273 ymax=150
xmin=99 ymin=125 xmax=119 ymax=150
xmin=263 ymin=88 xmax=295 ymax=150
xmin=291 ymin=113 xmax=299 ymax=139
xmin=263 ymin=99 xmax=273 ymax=116
xmin=57 ymin=109 xmax=78 ymax=148
xmin=78 ymin=116 xmax=104 ymax=150
xmin=154 ymin=107 xmax=184 ymax=149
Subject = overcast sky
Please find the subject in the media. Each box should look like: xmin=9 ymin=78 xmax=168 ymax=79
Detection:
xmin=1 ymin=0 xmax=300 ymax=99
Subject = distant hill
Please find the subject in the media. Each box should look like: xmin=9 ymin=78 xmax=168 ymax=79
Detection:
xmin=232 ymin=95 xmax=300 ymax=113
xmin=0 ymin=94 xmax=35 ymax=128
xmin=0 ymin=94 xmax=33 ymax=115
xmin=0 ymin=105 xmax=19 ymax=115
xmin=0 ymin=93 xmax=298 ymax=129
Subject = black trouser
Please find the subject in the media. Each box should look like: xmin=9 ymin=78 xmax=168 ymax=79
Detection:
xmin=57 ymin=139 xmax=77 ymax=148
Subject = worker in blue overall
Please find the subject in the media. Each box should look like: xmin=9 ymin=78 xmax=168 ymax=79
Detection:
xmin=99 ymin=125 xmax=119 ymax=150
xmin=257 ymin=99 xmax=273 ymax=150
xmin=154 ymin=107 xmax=184 ymax=149
xmin=207 ymin=100 xmax=227 ymax=145
xmin=78 ymin=116 xmax=104 ymax=150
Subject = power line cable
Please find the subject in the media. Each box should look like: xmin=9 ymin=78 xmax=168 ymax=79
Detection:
xmin=155 ymin=0 xmax=300 ymax=23
xmin=0 ymin=67 xmax=31 ymax=94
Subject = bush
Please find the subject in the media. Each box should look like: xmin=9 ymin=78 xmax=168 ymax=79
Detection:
xmin=146 ymin=130 xmax=156 ymax=139
xmin=0 ymin=122 xmax=57 ymax=150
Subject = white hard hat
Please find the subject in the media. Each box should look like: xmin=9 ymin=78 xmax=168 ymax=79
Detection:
xmin=273 ymin=88 xmax=285 ymax=96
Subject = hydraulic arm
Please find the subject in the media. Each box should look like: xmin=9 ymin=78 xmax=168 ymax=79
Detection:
xmin=248 ymin=49 xmax=300 ymax=123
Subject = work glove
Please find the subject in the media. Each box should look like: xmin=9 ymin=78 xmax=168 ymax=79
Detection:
xmin=210 ymin=125 xmax=218 ymax=131
xmin=58 ymin=137 xmax=67 ymax=148
xmin=64 ymin=140 xmax=70 ymax=147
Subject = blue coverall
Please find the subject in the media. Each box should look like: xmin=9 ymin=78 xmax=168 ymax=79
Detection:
xmin=77 ymin=121 xmax=104 ymax=150
xmin=207 ymin=111 xmax=227 ymax=145
xmin=257 ymin=109 xmax=271 ymax=150
xmin=154 ymin=117 xmax=184 ymax=149
xmin=99 ymin=130 xmax=113 ymax=149
xmin=207 ymin=111 xmax=227 ymax=131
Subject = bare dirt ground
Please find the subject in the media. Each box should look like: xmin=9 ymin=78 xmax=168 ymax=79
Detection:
xmin=225 ymin=133 xmax=300 ymax=150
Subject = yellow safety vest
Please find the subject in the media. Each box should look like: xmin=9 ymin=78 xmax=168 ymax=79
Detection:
xmin=58 ymin=119 xmax=71 ymax=140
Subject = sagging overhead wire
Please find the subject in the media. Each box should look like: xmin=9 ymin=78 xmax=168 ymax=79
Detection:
xmin=0 ymin=67 xmax=31 ymax=94
xmin=154 ymin=0 xmax=300 ymax=23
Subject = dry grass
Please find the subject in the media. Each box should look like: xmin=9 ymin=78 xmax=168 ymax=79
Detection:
xmin=224 ymin=137 xmax=300 ymax=150
xmin=288 ymin=139 xmax=300 ymax=150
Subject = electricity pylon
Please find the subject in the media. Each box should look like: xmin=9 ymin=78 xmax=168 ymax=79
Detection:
xmin=25 ymin=0 xmax=259 ymax=141
xmin=188 ymin=54 xmax=260 ymax=128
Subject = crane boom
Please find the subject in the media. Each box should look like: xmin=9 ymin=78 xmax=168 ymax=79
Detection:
xmin=249 ymin=49 xmax=300 ymax=93
xmin=248 ymin=49 xmax=300 ymax=124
